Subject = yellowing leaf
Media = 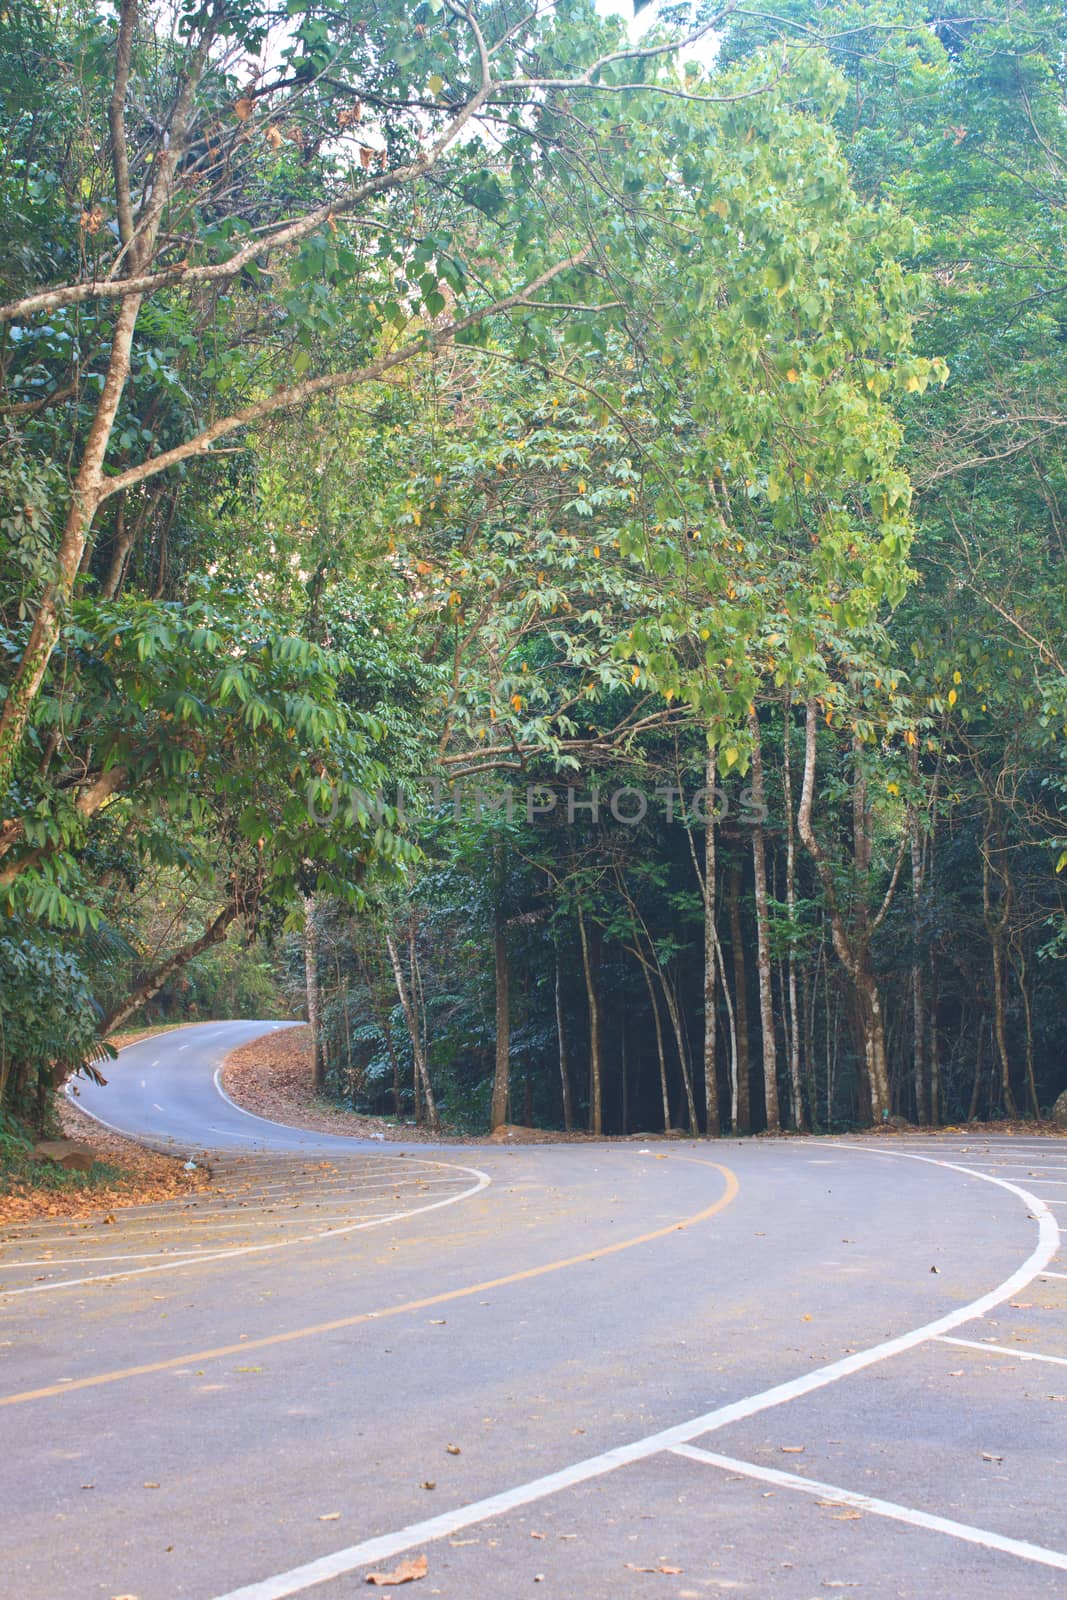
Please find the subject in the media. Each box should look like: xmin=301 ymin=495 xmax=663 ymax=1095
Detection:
xmin=365 ymin=1553 xmax=428 ymax=1586
xmin=710 ymin=198 xmax=729 ymax=218
xmin=785 ymin=368 xmax=799 ymax=383
xmin=948 ymin=688 xmax=957 ymax=706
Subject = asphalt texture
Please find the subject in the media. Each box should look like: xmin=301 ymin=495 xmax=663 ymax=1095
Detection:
xmin=2 ymin=1021 xmax=1066 ymax=1600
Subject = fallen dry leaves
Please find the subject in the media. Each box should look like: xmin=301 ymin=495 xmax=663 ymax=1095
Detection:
xmin=0 ymin=1094 xmax=209 ymax=1224
xmin=365 ymin=1553 xmax=428 ymax=1586
xmin=221 ymin=1027 xmax=631 ymax=1144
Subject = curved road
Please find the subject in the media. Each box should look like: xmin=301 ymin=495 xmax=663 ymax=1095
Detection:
xmin=72 ymin=1019 xmax=403 ymax=1153
xmin=2 ymin=1021 xmax=1067 ymax=1600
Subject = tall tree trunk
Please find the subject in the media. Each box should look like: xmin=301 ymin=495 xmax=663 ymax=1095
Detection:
xmin=748 ymin=709 xmax=779 ymax=1132
xmin=576 ymin=902 xmax=602 ymax=1135
xmin=554 ymin=952 xmax=574 ymax=1132
xmin=385 ymin=1013 xmax=402 ymax=1115
xmin=385 ymin=927 xmax=439 ymax=1132
xmin=908 ymin=817 xmax=926 ymax=1124
xmin=303 ymin=893 xmax=324 ymax=1094
xmin=101 ymin=491 xmax=133 ymax=600
xmin=1012 ymin=945 xmax=1040 ymax=1120
xmin=727 ymin=859 xmax=751 ymax=1133
xmin=982 ymin=828 xmax=1017 ymax=1117
xmin=797 ymin=700 xmax=891 ymax=1124
xmin=702 ymin=741 xmax=720 ymax=1135
xmin=780 ymin=696 xmax=804 ymax=1128
xmin=906 ymin=741 xmax=927 ymax=1122
xmin=620 ymin=993 xmax=629 ymax=1135
xmin=713 ymin=921 xmax=738 ymax=1132
xmin=928 ymin=979 xmax=941 ymax=1126
xmin=490 ymin=903 xmax=510 ymax=1130
xmin=99 ymin=899 xmax=239 ymax=1037
xmin=640 ymin=959 xmax=671 ymax=1133
xmin=0 ymin=292 xmax=144 ymax=796
xmin=967 ymin=1018 xmax=986 ymax=1123
xmin=0 ymin=17 xmax=215 ymax=798
xmin=659 ymin=967 xmax=699 ymax=1134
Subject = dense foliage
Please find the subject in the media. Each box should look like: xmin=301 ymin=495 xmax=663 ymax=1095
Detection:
xmin=1 ymin=0 xmax=1064 ymax=1134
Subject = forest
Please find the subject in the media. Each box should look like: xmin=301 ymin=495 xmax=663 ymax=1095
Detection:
xmin=1 ymin=0 xmax=1064 ymax=1139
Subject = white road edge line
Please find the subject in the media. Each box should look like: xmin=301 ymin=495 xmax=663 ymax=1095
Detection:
xmin=670 ymin=1444 xmax=1067 ymax=1572
xmin=936 ymin=1335 xmax=1067 ymax=1368
xmin=207 ymin=1149 xmax=1060 ymax=1600
xmin=1040 ymin=1269 xmax=1067 ymax=1279
xmin=0 ymin=1170 xmax=490 ymax=1297
xmin=11 ymin=1025 xmax=492 ymax=1296
xmin=0 ymin=1248 xmax=232 ymax=1269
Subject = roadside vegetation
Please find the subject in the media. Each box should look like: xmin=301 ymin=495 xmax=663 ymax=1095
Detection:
xmin=1 ymin=0 xmax=1064 ymax=1144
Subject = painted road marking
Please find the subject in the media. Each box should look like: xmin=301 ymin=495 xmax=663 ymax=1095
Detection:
xmin=931 ymin=1163 xmax=1067 ymax=1175
xmin=0 ymin=1165 xmax=491 ymax=1298
xmin=0 ymin=1169 xmax=455 ymax=1240
xmin=0 ymin=1248 xmax=225 ymax=1269
xmin=204 ymin=1150 xmax=1058 ymax=1600
xmin=671 ymin=1444 xmax=1067 ymax=1572
xmin=0 ymin=1163 xmax=738 ymax=1382
xmin=936 ymin=1335 xmax=1067 ymax=1368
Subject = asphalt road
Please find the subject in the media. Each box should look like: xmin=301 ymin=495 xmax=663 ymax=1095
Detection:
xmin=3 ymin=1021 xmax=1067 ymax=1599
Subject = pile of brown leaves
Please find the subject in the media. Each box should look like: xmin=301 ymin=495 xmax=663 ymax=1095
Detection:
xmin=0 ymin=1095 xmax=210 ymax=1225
xmin=222 ymin=1027 xmax=613 ymax=1144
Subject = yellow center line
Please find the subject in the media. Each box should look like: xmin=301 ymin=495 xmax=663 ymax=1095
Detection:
xmin=0 ymin=1159 xmax=738 ymax=1408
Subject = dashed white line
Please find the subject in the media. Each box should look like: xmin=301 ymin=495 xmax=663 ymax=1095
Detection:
xmin=671 ymin=1444 xmax=1067 ymax=1572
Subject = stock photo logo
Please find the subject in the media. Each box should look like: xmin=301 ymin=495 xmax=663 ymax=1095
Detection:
xmin=308 ymin=773 xmax=769 ymax=829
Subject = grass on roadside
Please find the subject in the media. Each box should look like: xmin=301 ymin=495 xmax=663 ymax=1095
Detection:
xmin=0 ymin=1109 xmax=125 ymax=1201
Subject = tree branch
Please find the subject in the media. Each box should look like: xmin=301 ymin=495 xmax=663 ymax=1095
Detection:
xmin=95 ymin=252 xmax=589 ymax=504
xmin=108 ymin=0 xmax=138 ymax=249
